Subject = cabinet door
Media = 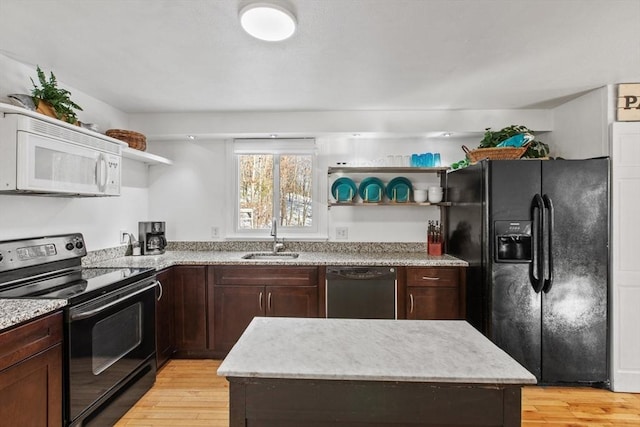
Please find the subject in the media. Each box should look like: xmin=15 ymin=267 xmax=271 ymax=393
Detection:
xmin=407 ymin=286 xmax=461 ymax=320
xmin=267 ymin=286 xmax=318 ymax=318
xmin=406 ymin=267 xmax=465 ymax=320
xmin=0 ymin=344 xmax=62 ymax=426
xmin=173 ymin=266 xmax=208 ymax=351
xmin=155 ymin=268 xmax=174 ymax=368
xmin=213 ymin=285 xmax=264 ymax=352
xmin=0 ymin=312 xmax=63 ymax=427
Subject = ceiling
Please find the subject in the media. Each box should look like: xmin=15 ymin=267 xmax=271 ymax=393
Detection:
xmin=0 ymin=0 xmax=639 ymax=114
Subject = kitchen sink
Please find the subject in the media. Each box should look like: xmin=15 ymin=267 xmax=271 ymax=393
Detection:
xmin=242 ymin=252 xmax=300 ymax=260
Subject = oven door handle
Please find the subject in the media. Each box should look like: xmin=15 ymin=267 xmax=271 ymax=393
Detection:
xmin=70 ymin=281 xmax=159 ymax=321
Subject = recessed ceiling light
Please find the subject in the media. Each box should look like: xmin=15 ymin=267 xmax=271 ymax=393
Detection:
xmin=269 ymin=133 xmax=278 ymax=138
xmin=240 ymin=3 xmax=296 ymax=41
xmin=187 ymin=135 xmax=196 ymax=140
xmin=442 ymin=132 xmax=452 ymax=137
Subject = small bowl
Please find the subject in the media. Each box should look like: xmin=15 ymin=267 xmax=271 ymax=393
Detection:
xmin=428 ymin=190 xmax=443 ymax=203
xmin=413 ymin=189 xmax=428 ymax=203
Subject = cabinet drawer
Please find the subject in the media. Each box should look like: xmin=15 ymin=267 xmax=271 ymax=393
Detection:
xmin=0 ymin=312 xmax=63 ymax=371
xmin=406 ymin=267 xmax=459 ymax=287
xmin=214 ymin=266 xmax=318 ymax=286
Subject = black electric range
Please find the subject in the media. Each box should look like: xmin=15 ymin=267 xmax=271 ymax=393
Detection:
xmin=0 ymin=233 xmax=158 ymax=427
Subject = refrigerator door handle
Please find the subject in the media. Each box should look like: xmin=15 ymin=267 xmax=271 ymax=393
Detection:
xmin=530 ymin=194 xmax=545 ymax=293
xmin=542 ymin=194 xmax=555 ymax=293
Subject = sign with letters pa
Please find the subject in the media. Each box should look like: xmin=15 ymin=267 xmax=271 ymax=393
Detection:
xmin=618 ymin=83 xmax=640 ymax=121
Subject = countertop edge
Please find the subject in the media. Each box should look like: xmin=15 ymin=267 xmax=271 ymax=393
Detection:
xmin=0 ymin=299 xmax=67 ymax=332
xmin=85 ymin=250 xmax=469 ymax=269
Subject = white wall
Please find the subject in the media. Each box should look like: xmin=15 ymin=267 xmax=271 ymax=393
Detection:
xmin=0 ymin=53 xmax=149 ymax=251
xmin=147 ymin=139 xmax=228 ymax=242
xmin=146 ymin=135 xmax=474 ymax=242
xmin=549 ymin=87 xmax=610 ymax=158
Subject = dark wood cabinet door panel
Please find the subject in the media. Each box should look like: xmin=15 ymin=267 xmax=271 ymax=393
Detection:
xmin=173 ymin=266 xmax=208 ymax=351
xmin=0 ymin=312 xmax=63 ymax=427
xmin=155 ymin=268 xmax=175 ymax=368
xmin=267 ymin=286 xmax=318 ymax=318
xmin=0 ymin=343 xmax=62 ymax=426
xmin=406 ymin=267 xmax=460 ymax=287
xmin=0 ymin=311 xmax=62 ymax=371
xmin=214 ymin=266 xmax=318 ymax=286
xmin=213 ymin=285 xmax=264 ymax=352
xmin=407 ymin=286 xmax=462 ymax=320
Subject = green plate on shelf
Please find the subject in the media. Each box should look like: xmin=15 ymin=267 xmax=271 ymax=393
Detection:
xmin=359 ymin=177 xmax=385 ymax=202
xmin=386 ymin=177 xmax=412 ymax=202
xmin=331 ymin=177 xmax=357 ymax=202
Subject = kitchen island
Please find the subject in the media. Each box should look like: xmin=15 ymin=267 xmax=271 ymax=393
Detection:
xmin=218 ymin=317 xmax=536 ymax=427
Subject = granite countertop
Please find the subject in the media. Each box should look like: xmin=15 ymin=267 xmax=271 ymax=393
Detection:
xmin=218 ymin=317 xmax=537 ymax=385
xmin=86 ymin=250 xmax=468 ymax=270
xmin=0 ymin=299 xmax=67 ymax=331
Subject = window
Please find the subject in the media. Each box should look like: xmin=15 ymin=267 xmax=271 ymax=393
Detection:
xmin=231 ymin=139 xmax=318 ymax=236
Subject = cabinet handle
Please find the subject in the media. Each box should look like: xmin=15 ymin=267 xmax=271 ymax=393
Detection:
xmin=268 ymin=292 xmax=272 ymax=312
xmin=156 ymin=280 xmax=163 ymax=301
xmin=422 ymin=276 xmax=440 ymax=281
xmin=409 ymin=293 xmax=414 ymax=314
xmin=259 ymin=291 xmax=263 ymax=311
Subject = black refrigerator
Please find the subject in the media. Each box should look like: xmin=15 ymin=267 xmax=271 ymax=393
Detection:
xmin=446 ymin=158 xmax=609 ymax=386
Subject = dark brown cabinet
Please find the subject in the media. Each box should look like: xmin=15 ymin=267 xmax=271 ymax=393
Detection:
xmin=405 ymin=267 xmax=466 ymax=320
xmin=0 ymin=312 xmax=63 ymax=426
xmin=173 ymin=266 xmax=208 ymax=355
xmin=155 ymin=267 xmax=174 ymax=368
xmin=212 ymin=266 xmax=319 ymax=353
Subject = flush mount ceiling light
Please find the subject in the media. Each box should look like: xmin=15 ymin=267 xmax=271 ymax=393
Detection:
xmin=240 ymin=3 xmax=296 ymax=41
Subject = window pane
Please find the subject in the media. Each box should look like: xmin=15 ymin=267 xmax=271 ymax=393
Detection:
xmin=279 ymin=155 xmax=312 ymax=227
xmin=239 ymin=154 xmax=273 ymax=229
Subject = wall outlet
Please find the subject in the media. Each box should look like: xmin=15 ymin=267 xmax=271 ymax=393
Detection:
xmin=336 ymin=227 xmax=348 ymax=240
xmin=119 ymin=230 xmax=129 ymax=244
xmin=211 ymin=226 xmax=220 ymax=238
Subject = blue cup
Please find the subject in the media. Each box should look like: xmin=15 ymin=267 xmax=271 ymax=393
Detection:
xmin=411 ymin=154 xmax=419 ymax=167
xmin=434 ymin=153 xmax=441 ymax=167
xmin=425 ymin=152 xmax=434 ymax=167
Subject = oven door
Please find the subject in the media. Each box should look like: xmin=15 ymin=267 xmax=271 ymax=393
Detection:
xmin=66 ymin=277 xmax=157 ymax=423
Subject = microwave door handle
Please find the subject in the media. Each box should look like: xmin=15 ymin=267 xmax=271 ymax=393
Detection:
xmin=96 ymin=154 xmax=107 ymax=192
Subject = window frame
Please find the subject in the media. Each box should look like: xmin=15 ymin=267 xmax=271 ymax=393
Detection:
xmin=226 ymin=138 xmax=324 ymax=240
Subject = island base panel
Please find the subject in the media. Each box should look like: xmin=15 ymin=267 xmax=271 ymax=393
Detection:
xmin=227 ymin=377 xmax=522 ymax=427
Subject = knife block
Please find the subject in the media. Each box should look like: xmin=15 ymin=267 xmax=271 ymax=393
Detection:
xmin=427 ymin=241 xmax=443 ymax=256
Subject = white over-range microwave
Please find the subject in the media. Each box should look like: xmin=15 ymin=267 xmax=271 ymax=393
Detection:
xmin=0 ymin=112 xmax=122 ymax=197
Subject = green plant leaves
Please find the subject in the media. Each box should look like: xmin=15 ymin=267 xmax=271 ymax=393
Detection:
xmin=30 ymin=66 xmax=83 ymax=124
xmin=478 ymin=125 xmax=550 ymax=158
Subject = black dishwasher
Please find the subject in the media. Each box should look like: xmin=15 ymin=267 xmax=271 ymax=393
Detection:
xmin=326 ymin=266 xmax=397 ymax=319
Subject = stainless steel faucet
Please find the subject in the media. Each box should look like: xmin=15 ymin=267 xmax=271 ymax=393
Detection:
xmin=270 ymin=218 xmax=285 ymax=253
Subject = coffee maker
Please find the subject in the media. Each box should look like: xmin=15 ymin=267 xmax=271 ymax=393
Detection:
xmin=138 ymin=221 xmax=167 ymax=255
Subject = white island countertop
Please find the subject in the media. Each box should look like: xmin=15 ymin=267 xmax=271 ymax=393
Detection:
xmin=218 ymin=317 xmax=537 ymax=385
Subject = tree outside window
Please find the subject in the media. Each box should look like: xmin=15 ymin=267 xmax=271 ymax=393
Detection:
xmin=238 ymin=153 xmax=313 ymax=230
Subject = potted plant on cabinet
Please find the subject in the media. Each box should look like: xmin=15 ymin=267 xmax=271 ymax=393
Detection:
xmin=30 ymin=66 xmax=83 ymax=125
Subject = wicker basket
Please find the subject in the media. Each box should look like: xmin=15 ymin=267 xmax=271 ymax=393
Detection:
xmin=106 ymin=129 xmax=147 ymax=151
xmin=462 ymin=144 xmax=528 ymax=163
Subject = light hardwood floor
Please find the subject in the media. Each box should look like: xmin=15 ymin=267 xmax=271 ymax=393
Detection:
xmin=115 ymin=359 xmax=640 ymax=426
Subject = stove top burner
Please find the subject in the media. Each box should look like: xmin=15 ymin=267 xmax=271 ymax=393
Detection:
xmin=0 ymin=267 xmax=155 ymax=305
